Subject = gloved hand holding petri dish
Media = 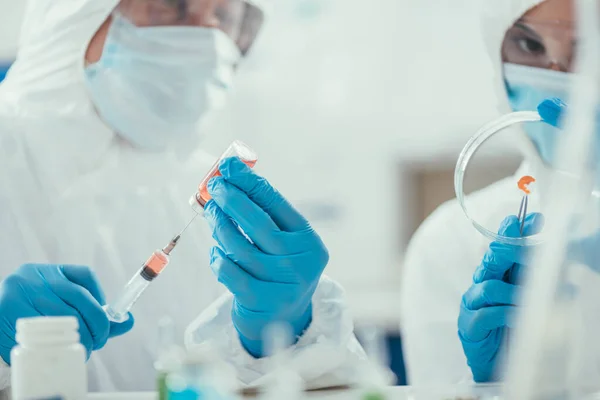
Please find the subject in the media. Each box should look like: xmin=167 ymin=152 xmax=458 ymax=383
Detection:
xmin=454 ymin=104 xmax=553 ymax=247
xmin=454 ymin=111 xmax=557 ymax=246
xmin=455 ymin=98 xmax=600 ymax=247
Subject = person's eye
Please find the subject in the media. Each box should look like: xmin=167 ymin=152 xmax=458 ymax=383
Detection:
xmin=516 ymin=37 xmax=546 ymax=55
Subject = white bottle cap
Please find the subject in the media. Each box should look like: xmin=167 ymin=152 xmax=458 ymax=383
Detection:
xmin=16 ymin=317 xmax=80 ymax=346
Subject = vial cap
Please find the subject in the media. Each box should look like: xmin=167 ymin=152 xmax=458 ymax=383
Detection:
xmin=229 ymin=140 xmax=258 ymax=162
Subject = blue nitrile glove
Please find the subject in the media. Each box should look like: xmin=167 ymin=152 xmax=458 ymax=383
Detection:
xmin=0 ymin=264 xmax=134 ymax=364
xmin=458 ymin=213 xmax=544 ymax=382
xmin=203 ymin=157 xmax=329 ymax=358
xmin=537 ymin=97 xmax=600 ymax=169
xmin=537 ymin=97 xmax=566 ymax=128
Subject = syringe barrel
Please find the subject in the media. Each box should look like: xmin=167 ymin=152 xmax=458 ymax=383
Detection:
xmin=104 ymin=250 xmax=170 ymax=323
xmin=105 ymin=273 xmax=150 ymax=323
xmin=190 ymin=140 xmax=258 ymax=213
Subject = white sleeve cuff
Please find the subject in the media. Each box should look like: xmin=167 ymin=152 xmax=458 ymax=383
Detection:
xmin=184 ymin=275 xmax=372 ymax=389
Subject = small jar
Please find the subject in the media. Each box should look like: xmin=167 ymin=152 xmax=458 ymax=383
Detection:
xmin=11 ymin=317 xmax=87 ymax=400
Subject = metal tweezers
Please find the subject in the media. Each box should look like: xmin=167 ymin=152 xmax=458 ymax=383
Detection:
xmin=517 ymin=195 xmax=529 ymax=235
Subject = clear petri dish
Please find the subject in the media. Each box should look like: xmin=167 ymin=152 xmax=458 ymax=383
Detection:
xmin=454 ymin=111 xmax=548 ymax=246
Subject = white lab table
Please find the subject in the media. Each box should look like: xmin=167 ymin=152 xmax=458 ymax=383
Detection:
xmin=84 ymin=383 xmax=600 ymax=400
xmin=87 ymin=384 xmax=506 ymax=400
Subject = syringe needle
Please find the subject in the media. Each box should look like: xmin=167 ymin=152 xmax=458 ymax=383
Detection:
xmin=105 ymin=184 xmax=209 ymax=323
xmin=162 ymin=214 xmax=199 ymax=255
xmin=178 ymin=214 xmax=198 ymax=236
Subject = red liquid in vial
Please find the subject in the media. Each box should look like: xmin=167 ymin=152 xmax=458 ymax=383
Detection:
xmin=197 ymin=159 xmax=257 ymax=207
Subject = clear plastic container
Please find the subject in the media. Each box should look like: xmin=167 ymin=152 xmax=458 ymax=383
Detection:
xmin=189 ymin=140 xmax=258 ymax=214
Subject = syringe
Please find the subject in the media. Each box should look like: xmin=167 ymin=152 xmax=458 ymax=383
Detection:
xmin=104 ymin=140 xmax=258 ymax=323
xmin=104 ymin=215 xmax=197 ymax=323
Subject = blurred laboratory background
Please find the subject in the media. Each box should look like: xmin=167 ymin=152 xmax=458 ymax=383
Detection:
xmin=0 ymin=0 xmax=524 ymax=385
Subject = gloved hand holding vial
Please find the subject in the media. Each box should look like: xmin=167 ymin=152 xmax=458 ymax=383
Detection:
xmin=203 ymin=157 xmax=330 ymax=357
xmin=104 ymin=141 xmax=258 ymax=323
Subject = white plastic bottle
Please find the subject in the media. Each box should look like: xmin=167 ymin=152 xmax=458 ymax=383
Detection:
xmin=11 ymin=317 xmax=87 ymax=400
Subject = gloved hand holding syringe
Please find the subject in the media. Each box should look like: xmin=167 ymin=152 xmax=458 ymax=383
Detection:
xmin=104 ymin=141 xmax=258 ymax=323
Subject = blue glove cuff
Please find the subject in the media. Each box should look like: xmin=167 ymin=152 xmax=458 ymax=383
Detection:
xmin=233 ymin=303 xmax=313 ymax=358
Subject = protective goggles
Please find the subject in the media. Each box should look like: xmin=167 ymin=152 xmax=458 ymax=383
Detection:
xmin=502 ymin=18 xmax=576 ymax=73
xmin=117 ymin=0 xmax=265 ymax=55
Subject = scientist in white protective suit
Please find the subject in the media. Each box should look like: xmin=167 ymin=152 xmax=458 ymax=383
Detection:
xmin=0 ymin=0 xmax=367 ymax=392
xmin=399 ymin=0 xmax=584 ymax=385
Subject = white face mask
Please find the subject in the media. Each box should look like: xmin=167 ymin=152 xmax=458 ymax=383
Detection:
xmin=84 ymin=12 xmax=241 ymax=151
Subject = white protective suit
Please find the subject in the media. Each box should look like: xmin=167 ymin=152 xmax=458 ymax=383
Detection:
xmin=0 ymin=0 xmax=365 ymax=391
xmin=398 ymin=0 xmax=550 ymax=386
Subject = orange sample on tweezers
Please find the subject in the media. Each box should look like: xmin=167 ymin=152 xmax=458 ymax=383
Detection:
xmin=518 ymin=175 xmax=536 ymax=194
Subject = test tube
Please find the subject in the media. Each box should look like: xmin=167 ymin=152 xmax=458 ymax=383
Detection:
xmin=189 ymin=140 xmax=258 ymax=214
xmin=104 ymin=238 xmax=177 ymax=323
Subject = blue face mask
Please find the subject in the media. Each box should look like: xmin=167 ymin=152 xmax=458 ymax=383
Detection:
xmin=504 ymin=63 xmax=571 ymax=165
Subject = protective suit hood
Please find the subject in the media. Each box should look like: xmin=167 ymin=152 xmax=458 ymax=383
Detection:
xmin=0 ymin=0 xmax=119 ymax=116
xmin=0 ymin=0 xmax=125 ymax=196
xmin=480 ymin=0 xmax=546 ymax=114
xmin=480 ymin=0 xmax=550 ymax=164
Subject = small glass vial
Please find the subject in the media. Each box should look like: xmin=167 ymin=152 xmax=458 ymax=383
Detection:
xmin=166 ymin=350 xmax=236 ymax=400
xmin=11 ymin=317 xmax=87 ymax=400
xmin=155 ymin=317 xmax=185 ymax=400
xmin=190 ymin=140 xmax=258 ymax=214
